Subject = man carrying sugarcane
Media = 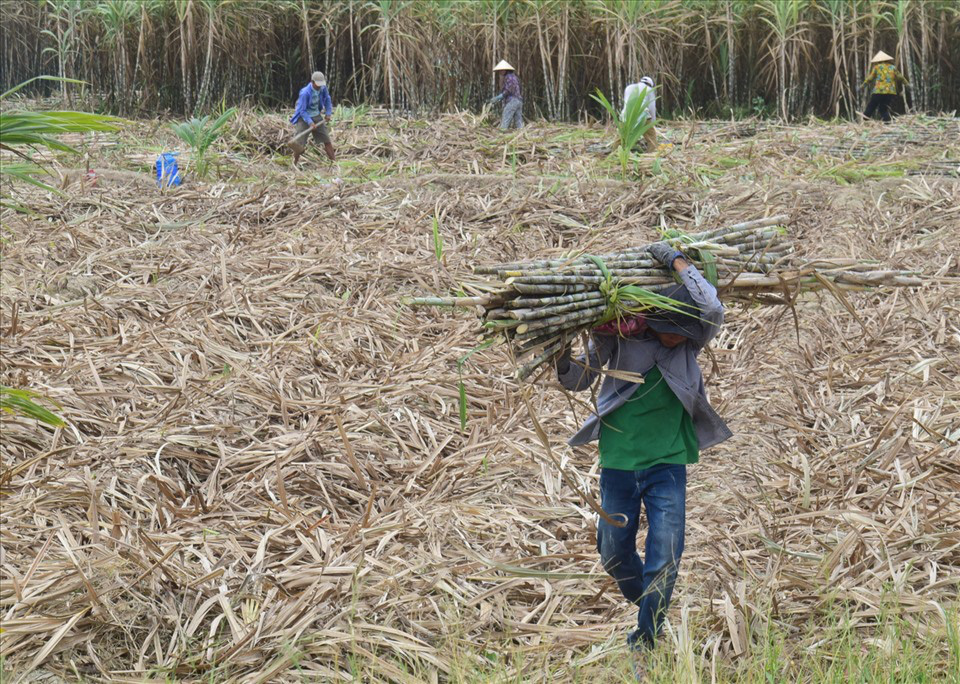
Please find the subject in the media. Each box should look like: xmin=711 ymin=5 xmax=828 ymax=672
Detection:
xmin=862 ymin=51 xmax=908 ymax=123
xmin=290 ymin=71 xmax=336 ymax=165
xmin=489 ymin=60 xmax=523 ymax=130
xmin=555 ymin=243 xmax=731 ymax=656
xmin=622 ymin=76 xmax=657 ymax=152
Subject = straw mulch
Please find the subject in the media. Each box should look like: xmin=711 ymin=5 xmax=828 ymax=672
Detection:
xmin=1 ymin=113 xmax=958 ymax=681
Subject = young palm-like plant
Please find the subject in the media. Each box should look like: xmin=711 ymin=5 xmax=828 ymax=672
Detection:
xmin=0 ymin=76 xmax=120 ymax=198
xmin=170 ymin=106 xmax=237 ymax=178
xmin=590 ymin=86 xmax=654 ymax=179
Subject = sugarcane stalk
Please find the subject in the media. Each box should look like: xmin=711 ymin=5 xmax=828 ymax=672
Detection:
xmin=482 ymin=228 xmax=786 ymax=275
xmin=516 ymin=340 xmax=565 ymax=381
xmin=512 ymin=283 xmax=591 ymax=295
xmin=514 ymin=319 xmax=590 ymax=341
xmin=506 ymin=291 xmax=604 ymax=309
xmin=475 ymin=214 xmax=789 ymax=275
xmin=507 ymin=274 xmax=608 ymax=285
xmin=516 ymin=305 xmax=608 ymax=335
xmin=501 ymin=253 xmax=782 ymax=278
xmin=483 ymin=319 xmax=522 ymax=330
xmin=516 ymin=329 xmax=565 ymax=355
xmin=508 ymin=296 xmax=611 ymax=320
xmin=403 ymin=295 xmax=501 ymax=307
xmin=687 ymin=215 xmax=789 ymax=241
xmin=833 ymin=271 xmax=924 ymax=286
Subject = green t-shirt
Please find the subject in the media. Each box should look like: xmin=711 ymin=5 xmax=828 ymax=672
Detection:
xmin=598 ymin=366 xmax=699 ymax=471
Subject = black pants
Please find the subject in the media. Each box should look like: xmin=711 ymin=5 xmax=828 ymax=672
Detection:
xmin=864 ymin=93 xmax=895 ymax=122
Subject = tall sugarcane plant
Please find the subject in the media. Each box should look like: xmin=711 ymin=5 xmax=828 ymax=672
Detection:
xmin=3 ymin=0 xmax=959 ymax=117
xmin=590 ymin=86 xmax=655 ymax=179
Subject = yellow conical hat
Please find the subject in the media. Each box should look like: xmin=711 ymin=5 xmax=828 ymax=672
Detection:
xmin=871 ymin=51 xmax=894 ymax=63
xmin=493 ymin=60 xmax=515 ymax=72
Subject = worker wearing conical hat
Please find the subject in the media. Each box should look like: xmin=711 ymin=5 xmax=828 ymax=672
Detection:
xmin=489 ymin=60 xmax=523 ymax=130
xmin=862 ymin=51 xmax=908 ymax=123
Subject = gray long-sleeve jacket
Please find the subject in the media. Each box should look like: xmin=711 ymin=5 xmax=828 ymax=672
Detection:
xmin=557 ymin=265 xmax=732 ymax=450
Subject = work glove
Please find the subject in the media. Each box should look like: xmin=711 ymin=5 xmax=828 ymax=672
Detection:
xmin=489 ymin=94 xmax=504 ymax=105
xmin=647 ymin=241 xmax=685 ymax=269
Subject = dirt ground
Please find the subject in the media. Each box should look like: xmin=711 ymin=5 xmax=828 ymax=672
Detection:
xmin=1 ymin=111 xmax=958 ymax=681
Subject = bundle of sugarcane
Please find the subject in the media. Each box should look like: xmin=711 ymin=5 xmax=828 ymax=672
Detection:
xmin=406 ymin=214 xmax=925 ymax=380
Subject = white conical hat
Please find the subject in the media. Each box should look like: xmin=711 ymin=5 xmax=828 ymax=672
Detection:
xmin=493 ymin=60 xmax=515 ymax=72
xmin=871 ymin=51 xmax=894 ymax=63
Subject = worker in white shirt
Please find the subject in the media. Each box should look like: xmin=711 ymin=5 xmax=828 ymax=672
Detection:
xmin=622 ymin=76 xmax=657 ymax=152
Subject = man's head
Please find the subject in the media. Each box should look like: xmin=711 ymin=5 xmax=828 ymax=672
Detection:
xmin=645 ymin=283 xmax=703 ymax=348
xmin=651 ymin=330 xmax=688 ymax=348
xmin=311 ymin=71 xmax=326 ymax=89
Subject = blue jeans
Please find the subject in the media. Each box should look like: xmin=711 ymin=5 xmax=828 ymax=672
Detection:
xmin=597 ymin=464 xmax=686 ymax=648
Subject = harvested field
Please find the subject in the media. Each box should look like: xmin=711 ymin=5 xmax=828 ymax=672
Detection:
xmin=1 ymin=112 xmax=959 ymax=682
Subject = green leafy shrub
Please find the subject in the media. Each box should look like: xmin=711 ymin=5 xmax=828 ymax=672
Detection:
xmin=589 ymin=87 xmax=654 ymax=179
xmin=170 ymin=107 xmax=238 ymax=178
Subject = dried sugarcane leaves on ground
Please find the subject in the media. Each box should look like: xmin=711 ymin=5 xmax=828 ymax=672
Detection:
xmin=1 ymin=112 xmax=959 ymax=682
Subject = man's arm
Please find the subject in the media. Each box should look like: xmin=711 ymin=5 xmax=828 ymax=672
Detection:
xmin=556 ymin=334 xmax=616 ymax=392
xmin=648 ymin=243 xmax=724 ymax=348
xmin=677 ymin=262 xmax=723 ymax=346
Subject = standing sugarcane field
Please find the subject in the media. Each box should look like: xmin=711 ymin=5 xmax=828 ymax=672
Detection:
xmin=1 ymin=1 xmax=959 ymax=682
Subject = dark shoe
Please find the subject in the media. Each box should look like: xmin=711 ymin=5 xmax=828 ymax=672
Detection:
xmin=626 ymin=628 xmax=654 ymax=652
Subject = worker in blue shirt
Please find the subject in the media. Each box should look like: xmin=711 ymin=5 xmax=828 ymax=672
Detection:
xmin=290 ymin=71 xmax=335 ymax=164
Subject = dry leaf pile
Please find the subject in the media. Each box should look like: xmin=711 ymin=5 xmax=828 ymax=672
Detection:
xmin=1 ymin=113 xmax=958 ymax=681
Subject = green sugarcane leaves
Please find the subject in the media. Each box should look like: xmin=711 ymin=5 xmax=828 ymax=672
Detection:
xmin=0 ymin=386 xmax=66 ymax=428
xmin=589 ymin=86 xmax=655 ymax=179
xmin=432 ymin=212 xmax=443 ymax=262
xmin=170 ymin=106 xmax=237 ymax=178
xmin=0 ymin=77 xmax=121 ymax=206
xmin=584 ymin=254 xmax=702 ymax=326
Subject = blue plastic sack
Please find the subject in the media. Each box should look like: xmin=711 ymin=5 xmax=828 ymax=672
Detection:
xmin=156 ymin=153 xmax=182 ymax=187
